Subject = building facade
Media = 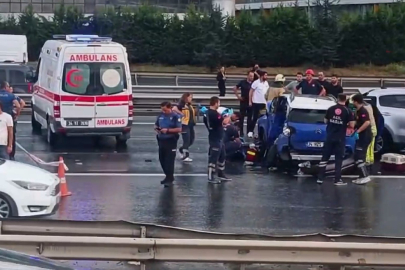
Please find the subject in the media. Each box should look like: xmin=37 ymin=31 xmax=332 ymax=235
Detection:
xmin=0 ymin=0 xmax=398 ymax=17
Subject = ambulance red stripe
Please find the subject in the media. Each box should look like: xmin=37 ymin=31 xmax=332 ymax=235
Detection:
xmin=33 ymin=86 xmax=132 ymax=103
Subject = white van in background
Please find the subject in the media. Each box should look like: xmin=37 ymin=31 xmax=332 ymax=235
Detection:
xmin=0 ymin=35 xmax=28 ymax=63
xmin=28 ymin=35 xmax=133 ymax=146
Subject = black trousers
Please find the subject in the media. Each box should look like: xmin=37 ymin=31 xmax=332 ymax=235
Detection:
xmin=218 ymin=83 xmax=226 ymax=97
xmin=208 ymin=140 xmax=226 ymax=179
xmin=247 ymin=103 xmax=266 ymax=133
xmin=318 ymin=139 xmax=345 ymax=182
xmin=158 ymin=137 xmax=178 ymax=181
xmin=179 ymin=125 xmax=195 ymax=158
xmin=354 ymin=135 xmax=372 ymax=178
xmin=10 ymin=121 xmax=16 ymax=159
xmin=239 ymin=101 xmax=252 ymax=136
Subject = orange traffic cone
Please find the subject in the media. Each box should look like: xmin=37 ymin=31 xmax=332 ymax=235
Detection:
xmin=58 ymin=157 xmax=72 ymax=197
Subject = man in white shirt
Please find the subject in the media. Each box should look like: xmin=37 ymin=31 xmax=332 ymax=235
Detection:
xmin=247 ymin=71 xmax=269 ymax=138
xmin=0 ymin=101 xmax=13 ymax=159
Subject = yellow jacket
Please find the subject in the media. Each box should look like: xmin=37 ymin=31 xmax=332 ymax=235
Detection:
xmin=178 ymin=102 xmax=196 ymax=125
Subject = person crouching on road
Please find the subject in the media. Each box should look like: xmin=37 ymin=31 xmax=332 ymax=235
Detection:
xmin=317 ymin=94 xmax=355 ymax=186
xmin=0 ymin=101 xmax=14 ymax=160
xmin=203 ymin=96 xmax=232 ymax=184
xmin=7 ymin=86 xmax=25 ymax=160
xmin=351 ymin=94 xmax=373 ymax=185
xmin=155 ymin=101 xmax=182 ymax=187
xmin=173 ymin=92 xmax=196 ymax=162
xmin=223 ymin=112 xmax=243 ymax=159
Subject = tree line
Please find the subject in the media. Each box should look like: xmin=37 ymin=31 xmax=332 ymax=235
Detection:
xmin=0 ymin=0 xmax=404 ymax=69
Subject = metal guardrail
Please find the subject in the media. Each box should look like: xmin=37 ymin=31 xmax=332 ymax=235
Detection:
xmin=2 ymin=235 xmax=405 ymax=267
xmin=2 ymin=220 xmax=405 ymax=268
xmin=131 ymin=72 xmax=405 ymax=88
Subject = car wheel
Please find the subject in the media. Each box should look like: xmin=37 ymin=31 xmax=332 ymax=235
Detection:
xmin=31 ymin=110 xmax=42 ymax=133
xmin=47 ymin=121 xmax=58 ymax=147
xmin=0 ymin=196 xmax=12 ymax=218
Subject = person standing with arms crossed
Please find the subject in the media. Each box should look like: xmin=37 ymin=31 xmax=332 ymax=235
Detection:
xmin=204 ymin=96 xmax=232 ymax=184
xmin=247 ymin=70 xmax=269 ymax=138
xmin=0 ymin=101 xmax=13 ymax=159
xmin=317 ymin=94 xmax=355 ymax=186
xmin=233 ymin=71 xmax=254 ymax=137
xmin=155 ymin=101 xmax=182 ymax=187
xmin=216 ymin=67 xmax=226 ymax=97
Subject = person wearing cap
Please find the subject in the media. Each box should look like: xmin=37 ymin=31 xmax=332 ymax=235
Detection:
xmin=295 ymin=69 xmax=326 ymax=96
xmin=265 ymin=74 xmax=285 ymax=102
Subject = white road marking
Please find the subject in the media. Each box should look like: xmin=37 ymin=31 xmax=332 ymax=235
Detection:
xmin=65 ymin=173 xmax=207 ymax=177
xmin=62 ymin=172 xmax=405 ymax=179
xmin=17 ymin=121 xmax=247 ymax=126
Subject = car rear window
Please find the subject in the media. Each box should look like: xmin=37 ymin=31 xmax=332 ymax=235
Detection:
xmin=379 ymin=95 xmax=405 ymax=109
xmin=288 ymin=109 xmax=326 ymax=124
xmin=62 ymin=63 xmax=127 ymax=95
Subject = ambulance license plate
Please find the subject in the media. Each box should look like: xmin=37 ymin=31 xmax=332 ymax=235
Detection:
xmin=66 ymin=120 xmax=89 ymax=127
xmin=307 ymin=142 xmax=324 ymax=147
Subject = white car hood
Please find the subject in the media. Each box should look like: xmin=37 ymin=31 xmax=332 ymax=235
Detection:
xmin=0 ymin=160 xmax=57 ymax=185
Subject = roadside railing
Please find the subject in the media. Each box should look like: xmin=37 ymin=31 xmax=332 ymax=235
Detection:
xmin=130 ymin=72 xmax=405 ymax=88
xmin=15 ymin=86 xmax=361 ymax=117
xmin=1 ymin=219 xmax=405 ymax=268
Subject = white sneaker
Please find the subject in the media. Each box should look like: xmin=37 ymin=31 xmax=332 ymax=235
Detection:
xmin=183 ymin=157 xmax=193 ymax=162
xmin=178 ymin=150 xmax=184 ymax=159
xmin=247 ymin=132 xmax=253 ymax=138
xmin=353 ymin=176 xmax=372 ymax=185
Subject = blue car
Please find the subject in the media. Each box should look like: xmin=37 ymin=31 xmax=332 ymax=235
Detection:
xmin=257 ymin=94 xmax=357 ymax=165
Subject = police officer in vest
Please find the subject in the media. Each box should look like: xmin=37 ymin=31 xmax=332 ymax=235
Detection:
xmin=154 ymin=101 xmax=182 ymax=187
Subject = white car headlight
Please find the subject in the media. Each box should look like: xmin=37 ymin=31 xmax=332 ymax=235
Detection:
xmin=283 ymin=127 xmax=291 ymax=136
xmin=12 ymin=181 xmax=49 ymax=191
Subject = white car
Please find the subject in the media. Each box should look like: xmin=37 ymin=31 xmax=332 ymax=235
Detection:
xmin=0 ymin=159 xmax=60 ymax=218
xmin=359 ymin=88 xmax=405 ymax=152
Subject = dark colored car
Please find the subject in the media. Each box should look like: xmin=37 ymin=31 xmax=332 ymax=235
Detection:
xmin=0 ymin=63 xmax=34 ymax=94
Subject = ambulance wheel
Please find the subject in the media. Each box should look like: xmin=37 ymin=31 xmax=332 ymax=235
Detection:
xmin=116 ymin=136 xmax=128 ymax=146
xmin=46 ymin=121 xmax=58 ymax=147
xmin=31 ymin=110 xmax=41 ymax=133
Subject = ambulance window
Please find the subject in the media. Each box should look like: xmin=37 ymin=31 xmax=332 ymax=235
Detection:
xmin=100 ymin=64 xmax=126 ymax=95
xmin=62 ymin=64 xmax=90 ymax=95
xmin=9 ymin=70 xmax=25 ymax=84
xmin=62 ymin=62 xmax=126 ymax=95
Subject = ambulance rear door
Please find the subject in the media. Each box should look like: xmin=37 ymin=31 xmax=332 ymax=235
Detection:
xmin=60 ymin=46 xmax=96 ymax=128
xmin=93 ymin=46 xmax=130 ymax=129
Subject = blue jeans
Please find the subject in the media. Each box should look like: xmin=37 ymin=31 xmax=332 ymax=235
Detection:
xmin=0 ymin=145 xmax=7 ymax=159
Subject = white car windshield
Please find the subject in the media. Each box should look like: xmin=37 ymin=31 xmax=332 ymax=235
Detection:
xmin=288 ymin=109 xmax=326 ymax=124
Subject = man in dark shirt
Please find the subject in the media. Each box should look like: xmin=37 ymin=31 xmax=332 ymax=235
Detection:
xmin=295 ymin=69 xmax=326 ymax=96
xmin=203 ymin=96 xmax=232 ymax=184
xmin=251 ymin=64 xmax=260 ymax=81
xmin=317 ymin=71 xmax=332 ymax=92
xmin=233 ymin=71 xmax=254 ymax=137
xmin=326 ymin=74 xmax=344 ymax=98
xmin=351 ymin=94 xmax=373 ymax=185
xmin=317 ymin=94 xmax=355 ymax=185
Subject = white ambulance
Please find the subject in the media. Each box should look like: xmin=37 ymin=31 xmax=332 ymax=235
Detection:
xmin=28 ymin=35 xmax=133 ymax=146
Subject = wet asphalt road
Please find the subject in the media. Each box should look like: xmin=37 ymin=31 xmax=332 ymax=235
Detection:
xmin=12 ymin=115 xmax=405 ymax=270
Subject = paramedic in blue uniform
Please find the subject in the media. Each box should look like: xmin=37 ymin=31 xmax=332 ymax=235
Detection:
xmin=317 ymin=94 xmax=355 ymax=186
xmin=155 ymin=101 xmax=182 ymax=187
xmin=224 ymin=112 xmax=243 ymax=158
xmin=0 ymin=81 xmax=20 ymax=160
xmin=203 ymin=96 xmax=232 ymax=184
